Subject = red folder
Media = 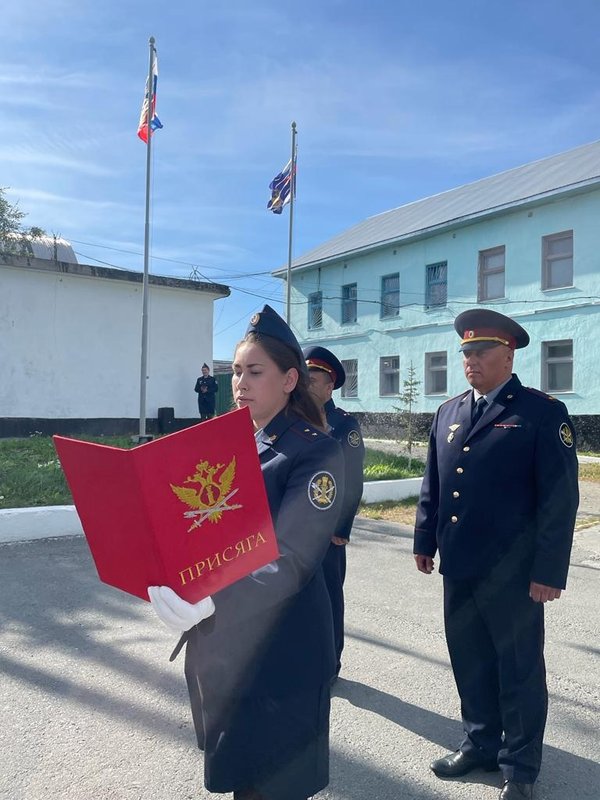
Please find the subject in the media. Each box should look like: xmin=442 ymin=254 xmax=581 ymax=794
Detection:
xmin=53 ymin=407 xmax=279 ymax=602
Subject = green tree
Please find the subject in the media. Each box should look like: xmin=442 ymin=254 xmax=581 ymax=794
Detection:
xmin=395 ymin=360 xmax=421 ymax=469
xmin=0 ymin=187 xmax=44 ymax=254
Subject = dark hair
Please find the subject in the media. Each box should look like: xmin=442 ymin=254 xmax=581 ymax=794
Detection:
xmin=236 ymin=332 xmax=324 ymax=429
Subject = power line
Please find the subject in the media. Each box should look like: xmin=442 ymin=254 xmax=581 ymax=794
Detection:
xmin=69 ymin=237 xmax=273 ymax=279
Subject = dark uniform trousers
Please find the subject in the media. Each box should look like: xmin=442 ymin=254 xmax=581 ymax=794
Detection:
xmin=322 ymin=399 xmax=364 ymax=674
xmin=444 ymin=548 xmax=547 ymax=783
xmin=321 ymin=542 xmax=347 ymax=673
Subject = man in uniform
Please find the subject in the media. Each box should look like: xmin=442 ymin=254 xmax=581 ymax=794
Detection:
xmin=304 ymin=345 xmax=365 ymax=678
xmin=413 ymin=309 xmax=579 ymax=800
xmin=194 ymin=363 xmax=219 ymax=421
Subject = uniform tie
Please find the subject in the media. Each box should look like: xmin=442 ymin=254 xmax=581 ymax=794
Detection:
xmin=471 ymin=395 xmax=487 ymax=426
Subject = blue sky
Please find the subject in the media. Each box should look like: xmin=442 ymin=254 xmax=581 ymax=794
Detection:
xmin=3 ymin=0 xmax=600 ymax=359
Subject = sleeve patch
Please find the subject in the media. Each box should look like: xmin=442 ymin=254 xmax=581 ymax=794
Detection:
xmin=308 ymin=471 xmax=337 ymax=510
xmin=559 ymin=422 xmax=574 ymax=448
xmin=347 ymin=430 xmax=362 ymax=448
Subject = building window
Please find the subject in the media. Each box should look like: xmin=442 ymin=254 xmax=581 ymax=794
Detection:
xmin=308 ymin=291 xmax=322 ymax=329
xmin=379 ymin=356 xmax=400 ymax=396
xmin=341 ymin=283 xmax=357 ymax=324
xmin=341 ymin=359 xmax=358 ymax=398
xmin=542 ymin=340 xmax=573 ymax=392
xmin=425 ymin=261 xmax=447 ymax=308
xmin=381 ymin=273 xmax=400 ymax=318
xmin=542 ymin=230 xmax=573 ymax=290
xmin=425 ymin=351 xmax=447 ymax=394
xmin=478 ymin=246 xmax=505 ymax=301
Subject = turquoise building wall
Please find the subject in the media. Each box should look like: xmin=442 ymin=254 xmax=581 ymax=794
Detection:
xmin=291 ymin=187 xmax=600 ymax=415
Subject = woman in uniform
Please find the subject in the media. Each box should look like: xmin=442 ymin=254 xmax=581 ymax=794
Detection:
xmin=149 ymin=304 xmax=344 ymax=800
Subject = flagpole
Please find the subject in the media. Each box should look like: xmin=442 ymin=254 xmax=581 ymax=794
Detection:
xmin=138 ymin=36 xmax=155 ymax=442
xmin=285 ymin=121 xmax=297 ymax=323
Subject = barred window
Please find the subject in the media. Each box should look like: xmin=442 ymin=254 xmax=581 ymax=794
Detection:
xmin=425 ymin=261 xmax=447 ymax=308
xmin=381 ymin=273 xmax=400 ymax=318
xmin=341 ymin=359 xmax=358 ymax=398
xmin=308 ymin=291 xmax=322 ymax=329
xmin=341 ymin=283 xmax=357 ymax=324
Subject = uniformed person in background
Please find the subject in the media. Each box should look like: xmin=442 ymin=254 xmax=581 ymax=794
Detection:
xmin=413 ymin=309 xmax=579 ymax=800
xmin=150 ymin=305 xmax=344 ymax=800
xmin=194 ymin=362 xmax=219 ymax=420
xmin=304 ymin=345 xmax=365 ymax=679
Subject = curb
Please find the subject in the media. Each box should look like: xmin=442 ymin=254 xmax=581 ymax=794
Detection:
xmin=361 ymin=477 xmax=423 ymax=504
xmin=0 ymin=505 xmax=83 ymax=543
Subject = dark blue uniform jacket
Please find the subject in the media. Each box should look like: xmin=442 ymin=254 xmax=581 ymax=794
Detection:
xmin=324 ymin=399 xmax=365 ymax=540
xmin=195 ymin=375 xmax=219 ymax=413
xmin=414 ymin=374 xmax=579 ymax=588
xmin=185 ymin=408 xmax=344 ymax=699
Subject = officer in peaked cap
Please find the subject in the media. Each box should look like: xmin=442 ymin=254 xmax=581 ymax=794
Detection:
xmin=454 ymin=308 xmax=530 ymax=352
xmin=194 ymin=362 xmax=219 ymax=421
xmin=304 ymin=345 xmax=365 ymax=679
xmin=413 ymin=308 xmax=579 ymax=800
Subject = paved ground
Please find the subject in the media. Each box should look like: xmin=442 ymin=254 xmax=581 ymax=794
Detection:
xmin=1 ymin=512 xmax=598 ymax=800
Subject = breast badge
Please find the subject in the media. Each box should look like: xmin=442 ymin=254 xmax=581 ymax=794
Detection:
xmin=308 ymin=471 xmax=337 ymax=510
xmin=558 ymin=423 xmax=574 ymax=448
xmin=447 ymin=424 xmax=461 ymax=443
xmin=348 ymin=430 xmax=361 ymax=447
xmin=170 ymin=458 xmax=242 ymax=532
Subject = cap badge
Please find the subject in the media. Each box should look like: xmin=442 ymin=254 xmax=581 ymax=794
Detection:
xmin=467 ymin=330 xmax=475 ymax=339
xmin=250 ymin=313 xmax=260 ymax=326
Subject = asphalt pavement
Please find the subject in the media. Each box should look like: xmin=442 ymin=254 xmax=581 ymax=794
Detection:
xmin=1 ymin=518 xmax=598 ymax=800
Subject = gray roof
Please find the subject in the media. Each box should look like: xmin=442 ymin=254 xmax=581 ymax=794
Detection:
xmin=0 ymin=253 xmax=230 ymax=297
xmin=276 ymin=139 xmax=600 ymax=274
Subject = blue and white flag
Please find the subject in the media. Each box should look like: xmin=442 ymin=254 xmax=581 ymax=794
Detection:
xmin=137 ymin=54 xmax=163 ymax=143
xmin=267 ymin=158 xmax=295 ymax=214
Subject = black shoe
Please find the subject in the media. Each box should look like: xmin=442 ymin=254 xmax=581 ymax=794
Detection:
xmin=499 ymin=781 xmax=534 ymax=799
xmin=430 ymin=749 xmax=499 ymax=778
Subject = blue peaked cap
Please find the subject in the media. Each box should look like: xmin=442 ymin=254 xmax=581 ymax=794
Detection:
xmin=303 ymin=345 xmax=346 ymax=390
xmin=245 ymin=305 xmax=308 ymax=375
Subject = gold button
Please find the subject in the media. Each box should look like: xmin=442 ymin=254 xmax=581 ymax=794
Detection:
xmin=463 ymin=446 xmax=470 ymax=452
xmin=456 ymin=467 xmax=464 ymax=474
xmin=451 ymin=515 xmax=458 ymax=523
xmin=453 ymin=491 xmax=460 ymax=498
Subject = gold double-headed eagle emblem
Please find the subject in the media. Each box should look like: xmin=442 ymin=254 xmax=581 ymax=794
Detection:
xmin=170 ymin=458 xmax=242 ymax=532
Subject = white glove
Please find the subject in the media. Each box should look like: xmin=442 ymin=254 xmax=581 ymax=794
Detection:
xmin=148 ymin=585 xmax=215 ymax=633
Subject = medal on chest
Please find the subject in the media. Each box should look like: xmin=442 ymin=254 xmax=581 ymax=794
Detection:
xmin=447 ymin=424 xmax=461 ymax=443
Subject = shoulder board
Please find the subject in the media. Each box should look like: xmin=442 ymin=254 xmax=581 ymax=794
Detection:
xmin=439 ymin=390 xmax=470 ymax=407
xmin=524 ymin=387 xmax=557 ymax=401
xmin=290 ymin=421 xmax=328 ymax=442
xmin=333 ymin=407 xmax=358 ymax=423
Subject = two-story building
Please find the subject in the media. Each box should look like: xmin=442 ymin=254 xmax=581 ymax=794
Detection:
xmin=275 ymin=140 xmax=600 ymax=438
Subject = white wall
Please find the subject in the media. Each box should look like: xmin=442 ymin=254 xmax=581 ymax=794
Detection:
xmin=0 ymin=262 xmax=223 ymax=419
